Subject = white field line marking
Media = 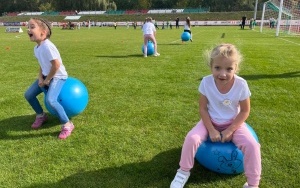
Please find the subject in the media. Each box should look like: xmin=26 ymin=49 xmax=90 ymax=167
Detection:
xmin=15 ymin=34 xmax=24 ymax=38
xmin=252 ymin=29 xmax=300 ymax=46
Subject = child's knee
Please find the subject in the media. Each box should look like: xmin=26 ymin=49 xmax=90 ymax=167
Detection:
xmin=46 ymin=98 xmax=58 ymax=108
xmin=24 ymin=91 xmax=30 ymax=100
xmin=24 ymin=90 xmax=34 ymax=101
xmin=243 ymin=140 xmax=260 ymax=154
xmin=184 ymin=134 xmax=202 ymax=146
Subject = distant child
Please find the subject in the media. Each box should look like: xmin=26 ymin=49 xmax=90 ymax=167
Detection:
xmin=249 ymin=18 xmax=254 ymax=30
xmin=154 ymin=20 xmax=159 ymax=29
xmin=183 ymin=17 xmax=192 ymax=42
xmin=142 ymin=17 xmax=160 ymax=57
xmin=25 ymin=17 xmax=74 ymax=139
xmin=253 ymin=19 xmax=257 ymax=29
xmin=170 ymin=44 xmax=261 ymax=188
xmin=76 ymin=22 xmax=81 ymax=29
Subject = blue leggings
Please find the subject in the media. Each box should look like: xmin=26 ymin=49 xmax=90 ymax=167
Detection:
xmin=24 ymin=78 xmax=69 ymax=124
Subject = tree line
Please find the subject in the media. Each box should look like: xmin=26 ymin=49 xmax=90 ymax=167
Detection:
xmin=0 ymin=0 xmax=267 ymax=14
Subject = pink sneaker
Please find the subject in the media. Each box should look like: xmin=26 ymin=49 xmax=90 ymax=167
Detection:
xmin=31 ymin=114 xmax=48 ymax=129
xmin=58 ymin=123 xmax=74 ymax=139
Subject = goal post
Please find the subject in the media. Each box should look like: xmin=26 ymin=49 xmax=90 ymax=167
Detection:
xmin=254 ymin=0 xmax=258 ymax=20
xmin=276 ymin=0 xmax=284 ymax=37
xmin=260 ymin=0 xmax=300 ymax=36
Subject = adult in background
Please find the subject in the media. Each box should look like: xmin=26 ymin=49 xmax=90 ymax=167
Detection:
xmin=241 ymin=15 xmax=247 ymax=29
xmin=176 ymin=17 xmax=180 ymax=29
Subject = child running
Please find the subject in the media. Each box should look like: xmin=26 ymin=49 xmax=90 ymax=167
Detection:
xmin=170 ymin=43 xmax=261 ymax=188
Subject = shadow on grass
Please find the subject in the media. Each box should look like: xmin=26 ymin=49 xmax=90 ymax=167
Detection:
xmin=0 ymin=114 xmax=59 ymax=140
xmin=199 ymin=71 xmax=300 ymax=81
xmin=25 ymin=148 xmax=239 ymax=188
xmin=96 ymin=54 xmax=142 ymax=58
xmin=239 ymin=71 xmax=300 ymax=80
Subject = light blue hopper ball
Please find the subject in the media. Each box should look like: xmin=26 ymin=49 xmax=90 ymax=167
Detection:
xmin=141 ymin=41 xmax=155 ymax=55
xmin=195 ymin=123 xmax=259 ymax=174
xmin=181 ymin=32 xmax=191 ymax=41
xmin=44 ymin=77 xmax=89 ymax=118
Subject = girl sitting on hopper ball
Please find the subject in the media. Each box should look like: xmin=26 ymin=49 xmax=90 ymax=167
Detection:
xmin=25 ymin=17 xmax=74 ymax=139
xmin=142 ymin=17 xmax=160 ymax=57
xmin=170 ymin=43 xmax=261 ymax=188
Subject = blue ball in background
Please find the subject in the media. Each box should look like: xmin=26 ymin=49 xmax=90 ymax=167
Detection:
xmin=141 ymin=41 xmax=155 ymax=55
xmin=195 ymin=123 xmax=259 ymax=174
xmin=181 ymin=32 xmax=191 ymax=41
xmin=44 ymin=77 xmax=89 ymax=118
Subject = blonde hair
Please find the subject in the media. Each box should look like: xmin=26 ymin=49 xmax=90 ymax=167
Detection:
xmin=30 ymin=17 xmax=52 ymax=39
xmin=146 ymin=17 xmax=152 ymax=22
xmin=204 ymin=43 xmax=243 ymax=73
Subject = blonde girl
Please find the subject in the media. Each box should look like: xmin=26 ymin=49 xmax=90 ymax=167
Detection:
xmin=171 ymin=44 xmax=261 ymax=188
xmin=142 ymin=17 xmax=160 ymax=57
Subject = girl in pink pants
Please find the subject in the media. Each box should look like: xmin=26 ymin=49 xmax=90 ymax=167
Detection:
xmin=171 ymin=44 xmax=261 ymax=188
xmin=142 ymin=17 xmax=160 ymax=57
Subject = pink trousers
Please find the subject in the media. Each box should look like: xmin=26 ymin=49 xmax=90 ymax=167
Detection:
xmin=143 ymin=34 xmax=157 ymax=54
xmin=179 ymin=120 xmax=261 ymax=186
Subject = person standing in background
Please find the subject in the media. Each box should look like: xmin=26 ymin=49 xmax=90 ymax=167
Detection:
xmin=241 ymin=15 xmax=247 ymax=29
xmin=176 ymin=17 xmax=180 ymax=29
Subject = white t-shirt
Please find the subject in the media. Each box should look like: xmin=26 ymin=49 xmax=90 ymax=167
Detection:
xmin=34 ymin=39 xmax=68 ymax=79
xmin=142 ymin=22 xmax=156 ymax=35
xmin=184 ymin=23 xmax=190 ymax=30
xmin=199 ymin=75 xmax=251 ymax=124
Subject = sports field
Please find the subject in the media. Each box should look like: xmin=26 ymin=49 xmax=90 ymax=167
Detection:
xmin=0 ymin=25 xmax=299 ymax=187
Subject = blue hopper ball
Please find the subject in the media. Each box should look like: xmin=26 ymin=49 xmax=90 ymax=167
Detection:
xmin=181 ymin=32 xmax=191 ymax=41
xmin=141 ymin=41 xmax=155 ymax=55
xmin=195 ymin=123 xmax=259 ymax=174
xmin=44 ymin=77 xmax=89 ymax=118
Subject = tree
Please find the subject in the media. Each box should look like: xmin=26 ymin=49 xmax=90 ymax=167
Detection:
xmin=136 ymin=0 xmax=149 ymax=9
xmin=107 ymin=1 xmax=116 ymax=11
xmin=185 ymin=0 xmax=203 ymax=8
xmin=39 ymin=2 xmax=54 ymax=11
xmin=0 ymin=0 xmax=269 ymax=13
xmin=114 ymin=0 xmax=136 ymax=10
xmin=176 ymin=0 xmax=189 ymax=8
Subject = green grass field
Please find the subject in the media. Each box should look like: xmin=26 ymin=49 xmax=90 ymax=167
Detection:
xmin=0 ymin=25 xmax=299 ymax=188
